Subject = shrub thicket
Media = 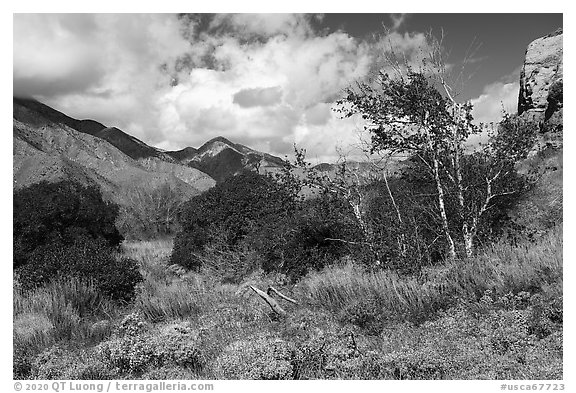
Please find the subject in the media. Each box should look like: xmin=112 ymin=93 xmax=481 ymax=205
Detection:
xmin=252 ymin=193 xmax=363 ymax=280
xmin=15 ymin=227 xmax=562 ymax=380
xmin=171 ymin=171 xmax=297 ymax=270
xmin=18 ymin=238 xmax=141 ymax=301
xmin=172 ymin=171 xmax=362 ymax=281
xmin=13 ymin=180 xmax=142 ymax=300
xmin=14 ymin=181 xmax=122 ymax=268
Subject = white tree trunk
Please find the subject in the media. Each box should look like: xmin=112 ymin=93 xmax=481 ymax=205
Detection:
xmin=463 ymin=227 xmax=474 ymax=258
xmin=432 ymin=156 xmax=457 ymax=260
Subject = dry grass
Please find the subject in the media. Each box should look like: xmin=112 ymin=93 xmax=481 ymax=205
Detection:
xmin=127 ymin=238 xmax=211 ymax=323
xmin=15 ymin=227 xmax=562 ymax=380
xmin=298 ymin=228 xmax=562 ymax=326
xmin=134 ymin=277 xmax=206 ymax=323
xmin=122 ymin=238 xmax=174 ymax=263
xmin=121 ymin=238 xmax=175 ymax=281
xmin=13 ymin=277 xmax=116 ymax=356
xmin=441 ymin=226 xmax=562 ymax=299
xmin=298 ymin=262 xmax=446 ymax=324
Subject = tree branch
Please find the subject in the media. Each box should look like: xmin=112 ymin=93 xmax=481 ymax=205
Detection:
xmin=249 ymin=285 xmax=287 ymax=316
xmin=267 ymin=286 xmax=298 ymax=304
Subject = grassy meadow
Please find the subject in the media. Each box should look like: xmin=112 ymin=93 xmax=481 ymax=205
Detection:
xmin=13 ymin=227 xmax=563 ymax=380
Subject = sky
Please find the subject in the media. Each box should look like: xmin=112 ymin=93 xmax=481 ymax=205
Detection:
xmin=13 ymin=13 xmax=563 ymax=162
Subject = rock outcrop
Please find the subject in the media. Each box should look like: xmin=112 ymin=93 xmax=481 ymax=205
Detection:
xmin=509 ymin=28 xmax=563 ymax=237
xmin=518 ymin=28 xmax=563 ymax=136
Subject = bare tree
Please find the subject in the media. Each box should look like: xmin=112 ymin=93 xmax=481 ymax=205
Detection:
xmin=125 ymin=182 xmax=186 ymax=237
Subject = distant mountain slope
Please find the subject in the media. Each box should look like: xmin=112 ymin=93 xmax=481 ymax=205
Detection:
xmin=309 ymin=159 xmax=407 ymax=180
xmin=165 ymin=147 xmax=198 ymax=161
xmin=188 ymin=147 xmax=246 ymax=183
xmin=165 ymin=135 xmax=410 ymax=184
xmin=14 ymin=97 xmax=107 ymax=135
xmin=13 ymin=116 xmax=214 ymax=198
xmin=167 ymin=136 xmax=287 ymax=182
xmin=95 ymin=127 xmax=176 ymax=161
xmin=14 ymin=97 xmax=174 ymax=161
xmin=13 ymin=134 xmax=100 ymax=190
xmin=13 ymin=98 xmax=216 ymax=237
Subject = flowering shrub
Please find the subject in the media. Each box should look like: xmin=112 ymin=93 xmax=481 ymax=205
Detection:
xmin=117 ymin=313 xmax=147 ymax=337
xmin=483 ymin=309 xmax=533 ymax=356
xmin=32 ymin=345 xmax=112 ymax=380
xmin=379 ymin=347 xmax=455 ymax=379
xmin=214 ymin=337 xmax=295 ymax=379
xmin=294 ymin=329 xmax=365 ymax=379
xmin=523 ymin=331 xmax=563 ymax=379
xmin=364 ymin=298 xmax=562 ymax=380
xmin=148 ymin=322 xmax=204 ymax=370
xmin=97 ymin=336 xmax=153 ymax=375
xmin=97 ymin=317 xmax=203 ymax=376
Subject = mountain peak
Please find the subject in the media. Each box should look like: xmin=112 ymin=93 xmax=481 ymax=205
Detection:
xmin=164 ymin=135 xmax=286 ymax=183
xmin=200 ymin=136 xmax=236 ymax=150
xmin=211 ymin=136 xmax=234 ymax=143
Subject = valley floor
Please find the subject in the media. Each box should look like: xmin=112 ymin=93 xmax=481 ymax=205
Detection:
xmin=14 ymin=229 xmax=563 ymax=380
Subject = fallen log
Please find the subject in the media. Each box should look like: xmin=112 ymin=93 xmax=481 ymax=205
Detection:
xmin=267 ymin=286 xmax=298 ymax=304
xmin=249 ymin=285 xmax=287 ymax=316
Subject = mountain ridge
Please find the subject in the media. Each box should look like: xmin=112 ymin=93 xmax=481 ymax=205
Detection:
xmin=13 ymin=97 xmax=216 ymax=237
xmin=14 ymin=96 xmax=290 ymax=184
xmin=13 ymin=97 xmax=177 ymax=162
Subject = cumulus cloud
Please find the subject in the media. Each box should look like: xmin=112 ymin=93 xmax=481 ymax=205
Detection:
xmin=209 ymin=14 xmax=314 ymax=38
xmin=294 ymin=106 xmax=368 ymax=163
xmin=13 ymin=13 xmax=448 ymax=161
xmin=305 ymin=103 xmax=332 ymax=126
xmin=13 ymin=14 xmax=105 ymax=96
xmin=471 ymin=81 xmax=519 ymax=125
xmin=463 ymin=78 xmax=520 ymax=149
xmin=14 ymin=14 xmax=191 ymax=144
xmin=233 ymin=86 xmax=283 ymax=108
